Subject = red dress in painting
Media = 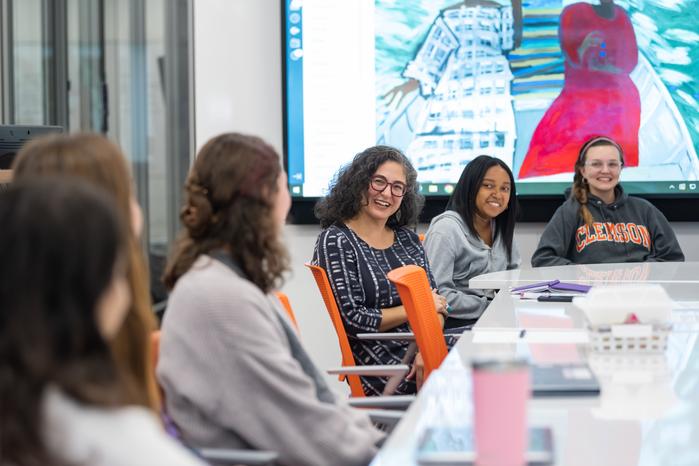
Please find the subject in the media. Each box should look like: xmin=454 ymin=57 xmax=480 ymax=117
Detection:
xmin=518 ymin=3 xmax=639 ymax=178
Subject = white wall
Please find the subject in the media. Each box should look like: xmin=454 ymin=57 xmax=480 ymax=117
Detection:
xmin=194 ymin=0 xmax=283 ymax=154
xmin=193 ymin=0 xmax=699 ymax=396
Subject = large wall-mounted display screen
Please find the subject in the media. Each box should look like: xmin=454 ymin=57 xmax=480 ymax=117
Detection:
xmin=283 ymin=0 xmax=699 ymax=198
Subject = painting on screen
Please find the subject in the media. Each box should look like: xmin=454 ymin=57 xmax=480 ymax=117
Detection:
xmin=375 ymin=0 xmax=699 ymax=184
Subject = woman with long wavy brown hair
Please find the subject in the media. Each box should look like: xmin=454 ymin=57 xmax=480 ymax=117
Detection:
xmin=159 ymin=132 xmax=383 ymax=466
xmin=12 ymin=133 xmax=159 ymax=411
xmin=0 ymin=178 xmax=204 ymax=466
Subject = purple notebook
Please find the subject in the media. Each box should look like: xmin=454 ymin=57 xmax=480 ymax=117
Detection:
xmin=550 ymin=282 xmax=592 ymax=293
xmin=511 ymin=280 xmax=591 ymax=294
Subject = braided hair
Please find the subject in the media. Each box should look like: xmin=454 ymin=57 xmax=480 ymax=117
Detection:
xmin=164 ymin=133 xmax=289 ymax=292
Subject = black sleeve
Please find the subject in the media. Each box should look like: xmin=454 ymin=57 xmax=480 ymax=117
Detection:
xmin=402 ymin=228 xmax=437 ymax=289
xmin=313 ymin=229 xmax=383 ymax=334
xmin=645 ymin=202 xmax=685 ymax=262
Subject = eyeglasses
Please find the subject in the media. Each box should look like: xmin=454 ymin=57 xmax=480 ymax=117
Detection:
xmin=585 ymin=160 xmax=622 ymax=171
xmin=370 ymin=176 xmax=407 ymax=197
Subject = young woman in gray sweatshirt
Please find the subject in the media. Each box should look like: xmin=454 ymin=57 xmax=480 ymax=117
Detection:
xmin=424 ymin=156 xmax=520 ymax=327
xmin=532 ymin=136 xmax=684 ymax=266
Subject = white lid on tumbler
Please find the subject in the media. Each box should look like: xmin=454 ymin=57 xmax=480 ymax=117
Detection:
xmin=472 ymin=359 xmax=528 ymax=372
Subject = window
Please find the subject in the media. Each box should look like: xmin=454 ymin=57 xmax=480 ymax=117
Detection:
xmin=495 ymin=132 xmax=505 ymax=147
xmin=460 ymin=138 xmax=473 ymax=150
xmin=435 ymin=48 xmax=446 ymax=62
xmin=1 ymin=0 xmax=194 ymax=305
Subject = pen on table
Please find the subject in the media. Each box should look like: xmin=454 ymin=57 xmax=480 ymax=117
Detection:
xmin=537 ymin=295 xmax=575 ymax=303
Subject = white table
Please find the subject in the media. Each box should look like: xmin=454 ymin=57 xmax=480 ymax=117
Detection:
xmin=373 ymin=329 xmax=699 ymax=466
xmin=372 ymin=263 xmax=699 ymax=466
xmin=476 ymin=284 xmax=699 ymax=331
xmin=469 ymin=262 xmax=699 ymax=290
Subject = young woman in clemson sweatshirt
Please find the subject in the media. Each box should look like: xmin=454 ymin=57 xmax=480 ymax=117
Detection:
xmin=532 ymin=136 xmax=684 ymax=266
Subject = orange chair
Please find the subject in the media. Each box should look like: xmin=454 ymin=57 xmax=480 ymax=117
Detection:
xmin=274 ymin=290 xmax=299 ymax=331
xmin=306 ymin=264 xmax=413 ymax=402
xmin=418 ymin=233 xmax=425 ymax=242
xmin=306 ymin=263 xmax=366 ymax=398
xmin=387 ymin=265 xmax=448 ymax=383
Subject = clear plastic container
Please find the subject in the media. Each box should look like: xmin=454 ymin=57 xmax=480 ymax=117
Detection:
xmin=587 ymin=323 xmax=672 ymax=353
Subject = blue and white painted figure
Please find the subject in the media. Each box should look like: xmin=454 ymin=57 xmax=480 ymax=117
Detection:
xmin=382 ymin=1 xmax=519 ymax=182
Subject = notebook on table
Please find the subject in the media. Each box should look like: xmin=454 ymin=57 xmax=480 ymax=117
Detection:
xmin=531 ymin=363 xmax=600 ymax=397
xmin=512 ymin=280 xmax=592 ymax=295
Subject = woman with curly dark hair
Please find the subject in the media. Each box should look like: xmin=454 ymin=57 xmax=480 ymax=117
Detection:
xmin=313 ymin=145 xmax=449 ymax=396
xmin=160 ymin=133 xmax=383 ymax=466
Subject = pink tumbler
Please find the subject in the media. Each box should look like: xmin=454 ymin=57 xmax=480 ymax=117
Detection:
xmin=472 ymin=360 xmax=530 ymax=466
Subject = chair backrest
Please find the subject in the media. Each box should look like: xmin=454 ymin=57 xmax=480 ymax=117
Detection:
xmin=418 ymin=233 xmax=425 ymax=242
xmin=305 ymin=263 xmax=365 ymax=398
xmin=274 ymin=290 xmax=299 ymax=332
xmin=387 ymin=265 xmax=448 ymax=382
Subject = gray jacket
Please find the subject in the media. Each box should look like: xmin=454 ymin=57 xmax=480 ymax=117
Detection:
xmin=532 ymin=186 xmax=684 ymax=266
xmin=424 ymin=211 xmax=520 ymax=321
xmin=157 ymin=255 xmax=384 ymax=466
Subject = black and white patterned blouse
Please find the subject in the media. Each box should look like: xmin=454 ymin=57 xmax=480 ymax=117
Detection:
xmin=312 ymin=223 xmax=437 ymax=396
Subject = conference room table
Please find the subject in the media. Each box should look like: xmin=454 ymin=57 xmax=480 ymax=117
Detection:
xmin=371 ymin=262 xmax=699 ymax=466
xmin=468 ymin=261 xmax=699 ymax=289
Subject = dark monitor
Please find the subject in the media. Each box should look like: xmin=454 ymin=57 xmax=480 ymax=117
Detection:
xmin=0 ymin=125 xmax=64 ymax=169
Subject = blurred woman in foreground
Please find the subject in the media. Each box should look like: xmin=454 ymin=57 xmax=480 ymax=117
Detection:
xmin=13 ymin=133 xmax=159 ymax=410
xmin=0 ymin=178 xmax=203 ymax=466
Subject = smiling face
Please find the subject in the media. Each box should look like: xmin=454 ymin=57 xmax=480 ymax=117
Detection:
xmin=360 ymin=160 xmax=407 ymax=224
xmin=580 ymin=144 xmax=622 ymax=199
xmin=474 ymin=165 xmax=511 ymax=220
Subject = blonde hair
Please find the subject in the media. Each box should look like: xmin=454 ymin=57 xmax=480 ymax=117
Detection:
xmin=572 ymin=136 xmax=624 ymax=227
xmin=13 ymin=133 xmax=159 ymax=411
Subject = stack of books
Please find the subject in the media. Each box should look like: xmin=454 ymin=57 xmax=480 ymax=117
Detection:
xmin=511 ymin=280 xmax=591 ymax=302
